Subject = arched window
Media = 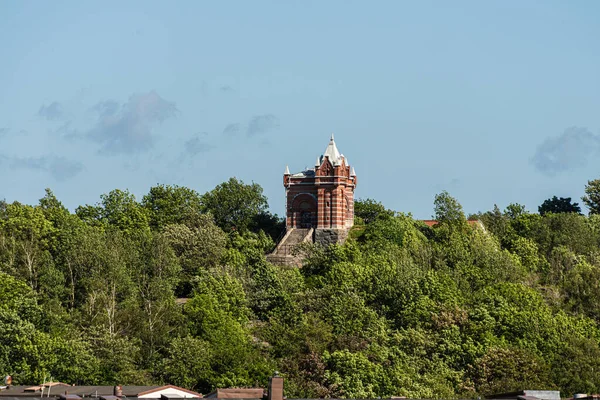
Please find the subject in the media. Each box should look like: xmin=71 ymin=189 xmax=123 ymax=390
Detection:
xmin=292 ymin=194 xmax=317 ymax=228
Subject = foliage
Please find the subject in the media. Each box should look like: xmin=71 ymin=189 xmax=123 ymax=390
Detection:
xmin=434 ymin=191 xmax=465 ymax=223
xmin=3 ymin=182 xmax=600 ymax=398
xmin=582 ymin=179 xmax=600 ymax=214
xmin=538 ymin=196 xmax=581 ymax=215
xmin=76 ymin=189 xmax=150 ymax=234
xmin=354 ymin=198 xmax=395 ymax=225
xmin=201 ymin=177 xmax=268 ymax=232
xmin=142 ymin=184 xmax=203 ymax=229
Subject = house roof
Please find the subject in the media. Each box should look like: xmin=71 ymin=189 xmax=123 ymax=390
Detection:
xmin=486 ymin=390 xmax=560 ymax=400
xmin=137 ymin=385 xmax=201 ymax=398
xmin=204 ymin=388 xmax=264 ymax=399
xmin=0 ymin=385 xmax=176 ymax=398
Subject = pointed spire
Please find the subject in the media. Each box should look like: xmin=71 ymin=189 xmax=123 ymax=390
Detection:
xmin=351 ymin=167 xmax=356 ymax=176
xmin=284 ymin=165 xmax=290 ymax=175
xmin=316 ymin=156 xmax=321 ymax=167
xmin=323 ymin=134 xmax=341 ymax=165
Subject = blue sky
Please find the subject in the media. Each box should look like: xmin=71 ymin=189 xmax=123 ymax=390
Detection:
xmin=1 ymin=0 xmax=599 ymax=218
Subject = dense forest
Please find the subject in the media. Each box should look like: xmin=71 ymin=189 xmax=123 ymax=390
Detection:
xmin=3 ymin=177 xmax=600 ymax=398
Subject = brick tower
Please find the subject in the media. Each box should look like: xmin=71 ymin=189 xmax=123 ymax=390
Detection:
xmin=283 ymin=134 xmax=357 ymax=245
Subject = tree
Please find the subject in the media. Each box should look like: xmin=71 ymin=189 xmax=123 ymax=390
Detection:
xmin=471 ymin=346 xmax=552 ymax=396
xmin=76 ymin=189 xmax=150 ymax=234
xmin=538 ymin=196 xmax=581 ymax=215
xmin=161 ymin=336 xmax=213 ymax=390
xmin=181 ymin=287 xmax=272 ymax=390
xmin=354 ymin=198 xmax=394 ymax=225
xmin=323 ymin=349 xmax=386 ymax=398
xmin=551 ymin=336 xmax=600 ymax=396
xmin=39 ymin=188 xmax=69 ymax=218
xmin=141 ymin=184 xmax=203 ymax=229
xmin=504 ymin=203 xmax=527 ymax=219
xmin=0 ymin=272 xmax=100 ymax=385
xmin=201 ymin=177 xmax=268 ymax=232
xmin=433 ymin=191 xmax=465 ymax=223
xmin=582 ymin=179 xmax=600 ymax=215
xmin=130 ymin=232 xmax=181 ymax=362
xmin=77 ymin=229 xmax=136 ymax=337
xmin=249 ymin=210 xmax=285 ymax=241
xmin=162 ymin=215 xmax=227 ymax=296
xmin=0 ymin=202 xmax=55 ymax=291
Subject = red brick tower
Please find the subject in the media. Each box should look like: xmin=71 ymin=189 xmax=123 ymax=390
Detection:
xmin=283 ymin=134 xmax=357 ymax=244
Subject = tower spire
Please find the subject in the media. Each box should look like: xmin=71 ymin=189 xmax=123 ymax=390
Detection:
xmin=322 ymin=134 xmax=341 ymax=165
xmin=284 ymin=165 xmax=290 ymax=175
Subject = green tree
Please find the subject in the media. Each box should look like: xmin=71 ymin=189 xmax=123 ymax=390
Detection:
xmin=323 ymin=350 xmax=386 ymax=398
xmin=249 ymin=210 xmax=285 ymax=241
xmin=201 ymin=177 xmax=268 ymax=232
xmin=163 ymin=215 xmax=227 ymax=296
xmin=142 ymin=184 xmax=203 ymax=229
xmin=434 ymin=191 xmax=465 ymax=223
xmin=505 ymin=203 xmax=527 ymax=219
xmin=76 ymin=189 xmax=150 ymax=234
xmin=551 ymin=336 xmax=600 ymax=396
xmin=471 ymin=346 xmax=553 ymax=396
xmin=161 ymin=336 xmax=212 ymax=390
xmin=181 ymin=289 xmax=271 ymax=390
xmin=0 ymin=202 xmax=55 ymax=292
xmin=77 ymin=229 xmax=136 ymax=337
xmin=582 ymin=179 xmax=600 ymax=215
xmin=538 ymin=196 xmax=581 ymax=215
xmin=130 ymin=232 xmax=182 ymax=362
xmin=354 ymin=198 xmax=394 ymax=225
xmin=0 ymin=272 xmax=100 ymax=385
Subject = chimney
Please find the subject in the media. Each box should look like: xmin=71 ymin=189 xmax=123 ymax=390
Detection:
xmin=113 ymin=386 xmax=123 ymax=397
xmin=267 ymin=372 xmax=283 ymax=400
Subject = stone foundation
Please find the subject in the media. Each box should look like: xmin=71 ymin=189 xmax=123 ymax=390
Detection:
xmin=313 ymin=228 xmax=349 ymax=246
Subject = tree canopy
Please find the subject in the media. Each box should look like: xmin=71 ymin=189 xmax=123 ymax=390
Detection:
xmin=583 ymin=179 xmax=600 ymax=215
xmin=2 ymin=180 xmax=600 ymax=398
xmin=538 ymin=196 xmax=581 ymax=215
xmin=200 ymin=177 xmax=269 ymax=232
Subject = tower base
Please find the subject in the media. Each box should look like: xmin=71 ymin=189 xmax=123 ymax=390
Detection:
xmin=313 ymin=228 xmax=349 ymax=246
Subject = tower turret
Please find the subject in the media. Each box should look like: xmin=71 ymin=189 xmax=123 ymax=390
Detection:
xmin=283 ymin=135 xmax=357 ymax=244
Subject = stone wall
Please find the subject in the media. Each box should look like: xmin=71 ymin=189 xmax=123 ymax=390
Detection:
xmin=313 ymin=228 xmax=349 ymax=246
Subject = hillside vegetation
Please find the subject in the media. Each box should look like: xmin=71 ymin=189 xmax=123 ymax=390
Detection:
xmin=3 ymin=178 xmax=600 ymax=398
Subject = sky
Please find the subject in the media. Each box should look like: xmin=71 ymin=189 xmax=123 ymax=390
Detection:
xmin=1 ymin=0 xmax=600 ymax=219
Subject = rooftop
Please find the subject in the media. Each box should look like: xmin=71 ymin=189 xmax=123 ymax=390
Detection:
xmin=0 ymin=385 xmax=201 ymax=399
xmin=320 ymin=134 xmax=343 ymax=166
xmin=287 ymin=135 xmax=350 ymax=177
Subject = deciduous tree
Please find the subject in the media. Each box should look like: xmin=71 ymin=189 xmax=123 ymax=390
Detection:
xmin=201 ymin=178 xmax=268 ymax=232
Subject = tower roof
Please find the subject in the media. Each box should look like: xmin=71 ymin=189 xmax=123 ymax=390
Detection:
xmin=321 ymin=134 xmax=343 ymax=165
